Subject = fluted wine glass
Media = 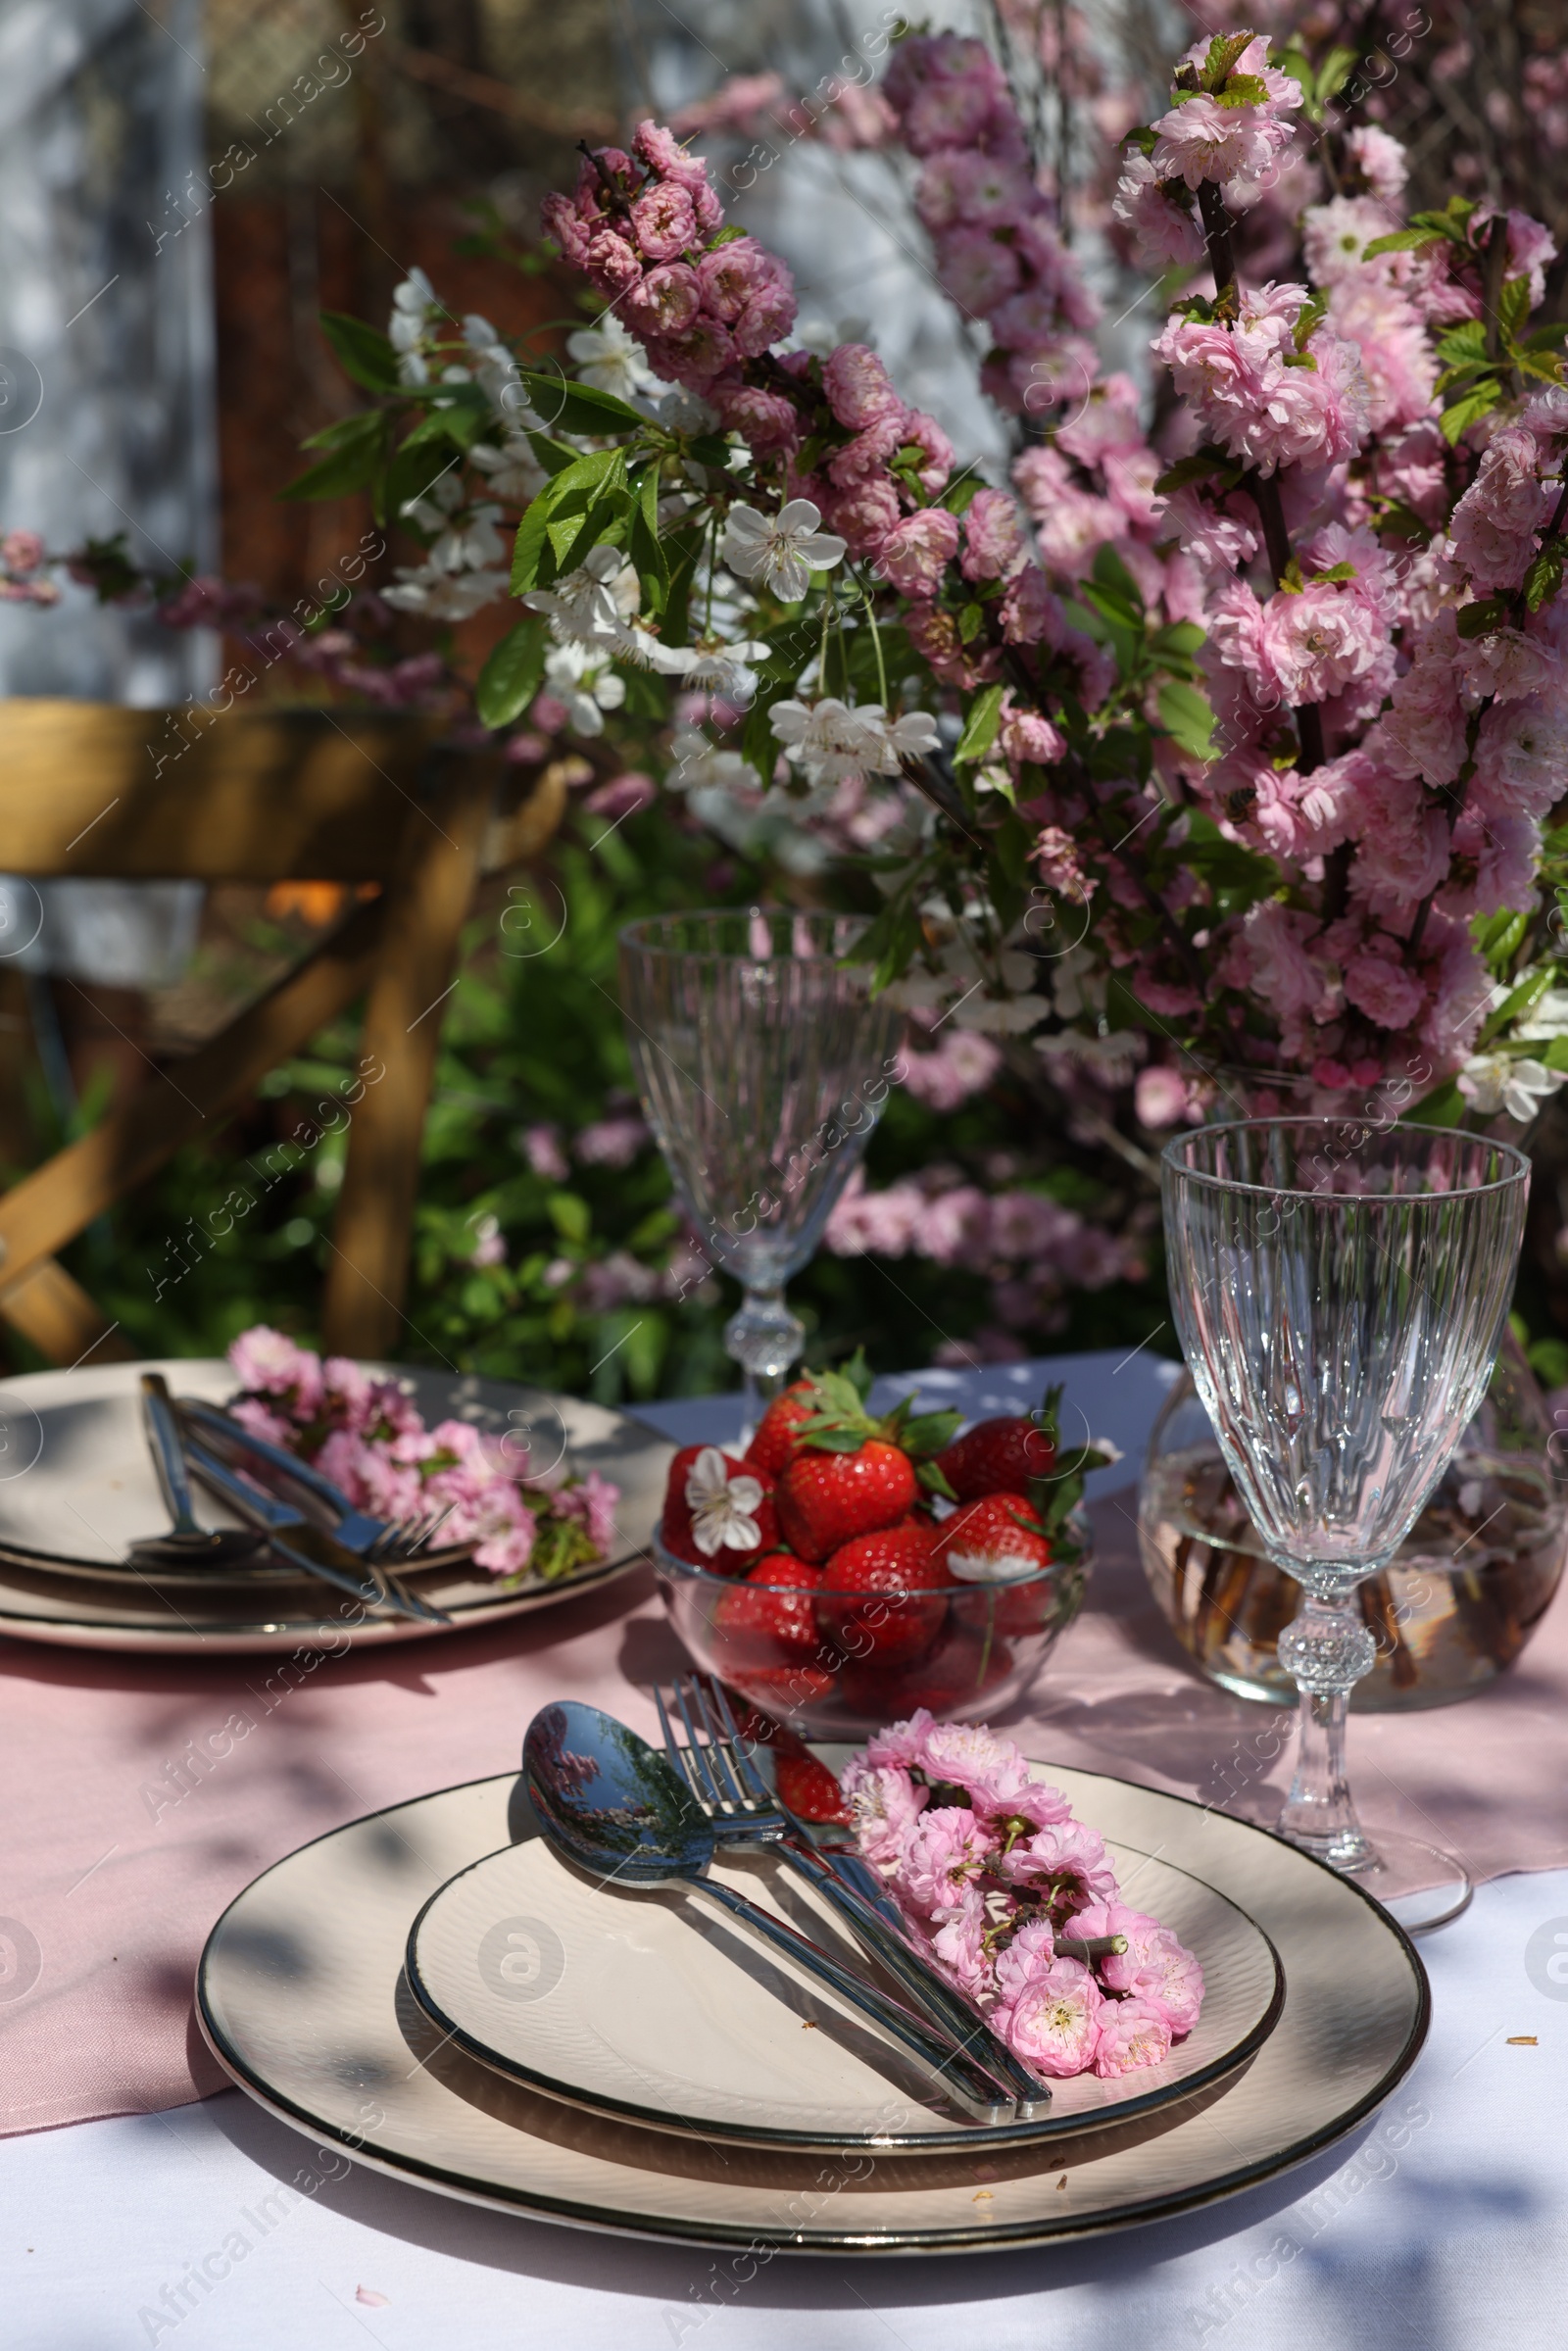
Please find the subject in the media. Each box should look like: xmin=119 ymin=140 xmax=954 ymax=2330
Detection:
xmin=619 ymin=909 xmax=902 ymax=1424
xmin=1162 ymin=1118 xmax=1530 ymax=1932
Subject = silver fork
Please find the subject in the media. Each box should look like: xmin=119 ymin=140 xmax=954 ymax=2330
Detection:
xmin=656 ymin=1674 xmax=1049 ymax=2121
xmin=178 ymin=1398 xmax=466 ymax=1566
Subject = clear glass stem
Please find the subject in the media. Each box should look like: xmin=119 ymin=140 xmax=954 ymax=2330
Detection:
xmin=1276 ymin=1582 xmax=1378 ymax=1872
xmin=723 ymin=1285 xmax=806 ymax=1437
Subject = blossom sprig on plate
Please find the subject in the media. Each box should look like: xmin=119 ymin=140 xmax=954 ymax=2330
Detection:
xmin=224 ymin=1326 xmax=618 ymax=1586
xmin=843 ymin=1714 xmax=1203 ymax=2081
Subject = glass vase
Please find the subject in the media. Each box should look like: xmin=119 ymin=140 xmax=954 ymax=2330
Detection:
xmin=1139 ymin=1328 xmax=1568 ymax=1710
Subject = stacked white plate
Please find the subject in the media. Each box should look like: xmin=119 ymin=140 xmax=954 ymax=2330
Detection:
xmin=196 ymin=1752 xmax=1429 ymax=2253
xmin=0 ymin=1358 xmax=672 ymax=1651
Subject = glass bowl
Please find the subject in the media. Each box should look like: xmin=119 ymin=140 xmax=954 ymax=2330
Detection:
xmin=653 ymin=1527 xmax=1091 ymax=1739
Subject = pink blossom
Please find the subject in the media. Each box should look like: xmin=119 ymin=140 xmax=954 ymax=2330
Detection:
xmin=885 ymin=35 xmax=1006 ymax=157
xmin=733 ymin=278 xmax=797 ymax=358
xmin=1373 ymin=640 xmax=1466 ymax=788
xmin=641 ymin=318 xmax=736 ymax=392
xmin=321 ymin=1354 xmax=375 ymax=1430
xmin=1421 ymin=912 xmax=1493 ymax=1068
xmin=631 ymin=120 xmax=710 ymax=187
xmin=916 ymin=148 xmax=1035 ymax=231
xmin=896 ymin=1805 xmax=999 ymax=1916
xmin=555 ymin=1470 xmax=620 ymax=1552
xmin=225 ymin=1395 xmax=293 ymax=1447
xmin=539 ymin=192 xmax=592 ymax=268
xmin=935 ymin=227 xmax=1021 ymax=316
xmin=917 ymin=1719 xmax=1036 ymax=1809
xmin=629 ymin=180 xmax=697 ymax=261
xmin=695 ymin=237 xmax=773 ymax=318
xmin=824 ymin=1168 xmax=926 ymax=1257
xmin=584 ymin=231 xmax=642 ymax=297
xmin=584 ymin=772 xmax=655 ymax=822
xmin=820 ymin=343 xmax=904 ymax=431
xmin=620 ymin=263 xmax=702 ymax=337
xmin=228 ymin=1325 xmax=323 ymax=1412
xmin=522 ymin=1122 xmax=569 ymax=1182
xmin=825 ymin=410 xmax=907 ymax=487
xmin=994 ymin=1955 xmax=1103 ymax=2077
xmin=1238 ymin=902 xmax=1329 ymax=1023
xmin=914 ymin=1184 xmax=992 ymax=1265
xmin=842 ymin=1756 xmax=928 ymax=1868
xmin=930 ymin=1888 xmax=992 ymax=2000
xmin=1136 ymin=1065 xmax=1191 ymax=1128
xmin=1112 ymin=151 xmax=1204 ymax=268
xmin=999 ymin=1818 xmax=1119 ymax=1907
xmin=863 ymin=1709 xmax=939 ymax=1771
xmin=1260 ymin=579 xmax=1389 ymax=706
xmin=961 ymin=487 xmax=1029 ymax=581
xmin=1447 ymin=426 xmax=1554 ymax=591
xmin=993 ymin=1918 xmax=1057 ymax=2003
xmin=1456 ymin=626 xmax=1561 ymax=706
xmin=1153 ymin=290 xmax=1367 ymax=477
xmin=1000 ymin=564 xmax=1065 ymax=648
xmin=1344 ymin=947 xmax=1426 ymax=1029
xmin=1345 ymin=124 xmax=1408 ymax=204
xmin=1350 ymin=772 xmax=1450 ymax=916
xmin=574 ymin=1114 xmax=650 ymax=1168
xmin=1093 ymin=1994 xmax=1175 ymax=2077
xmin=0 ymin=529 xmax=45 ymax=574
xmin=710 ymin=381 xmax=800 ymax=454
xmin=1000 ymin=697 xmax=1065 ymax=766
xmin=817 ymin=473 xmax=902 ymax=557
xmin=1157 ymin=486 xmax=1259 ymax=577
xmin=874 ymin=509 xmax=960 ymax=595
xmin=899 ymin=409 xmax=955 ymax=495
xmin=1472 ymin=690 xmax=1568 ymax=820
xmin=1087 ymin=1904 xmax=1205 ymax=2033
xmin=899 ymin=1027 xmax=1003 ymax=1112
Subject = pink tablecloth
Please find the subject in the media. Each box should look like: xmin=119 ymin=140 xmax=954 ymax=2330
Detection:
xmin=4 ymin=1372 xmax=1567 ymax=2139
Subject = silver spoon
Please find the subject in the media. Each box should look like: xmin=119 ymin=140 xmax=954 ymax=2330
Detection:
xmin=521 ymin=1699 xmax=1015 ymax=2126
xmin=127 ymin=1374 xmax=270 ymax=1573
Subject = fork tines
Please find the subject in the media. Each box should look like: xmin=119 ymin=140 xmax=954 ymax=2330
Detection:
xmin=656 ymin=1673 xmax=774 ymax=1816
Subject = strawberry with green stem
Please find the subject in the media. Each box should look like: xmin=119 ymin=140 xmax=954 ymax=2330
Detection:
xmin=775 ymin=1364 xmax=962 ymax=1564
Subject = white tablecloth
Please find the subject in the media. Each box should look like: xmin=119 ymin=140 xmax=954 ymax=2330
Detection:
xmin=5 ymin=1354 xmax=1565 ymax=2348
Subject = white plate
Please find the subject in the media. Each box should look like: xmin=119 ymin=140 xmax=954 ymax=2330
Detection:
xmin=0 ymin=1359 xmax=671 ymax=1651
xmin=405 ymin=1818 xmax=1282 ymax=2155
xmin=196 ymin=1760 xmax=1428 ymax=2253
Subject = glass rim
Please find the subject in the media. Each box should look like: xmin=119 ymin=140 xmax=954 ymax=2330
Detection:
xmin=651 ymin=1536 xmax=1068 ymax=1594
xmin=1160 ymin=1115 xmax=1532 ymax=1204
xmin=618 ymin=907 xmax=872 ymax=960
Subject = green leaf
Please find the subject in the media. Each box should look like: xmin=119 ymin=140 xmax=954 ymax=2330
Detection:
xmin=509 ymin=448 xmax=626 ymax=593
xmin=1315 ymin=44 xmax=1357 ymax=103
xmin=1214 ymin=73 xmax=1269 ymax=107
xmin=547 ymin=1191 xmax=591 ymax=1245
xmin=953 ymin=681 xmax=1005 ymax=765
xmin=318 ymin=311 xmax=403 ymax=394
xmin=1200 ymin=30 xmax=1255 ymax=87
xmin=475 ymin=615 xmax=548 ymax=731
xmin=277 ymin=411 xmax=389 ymax=502
xmin=515 ymin=367 xmax=647 ymax=439
xmin=1092 ymin=542 xmax=1146 ymax=614
xmin=706 ymin=223 xmax=747 ymax=249
xmin=1156 ymin=679 xmax=1217 ymax=760
xmin=1525 ymin=544 xmax=1567 ymax=612
xmin=1499 ymin=273 xmax=1532 ymax=339
xmin=1403 ymin=1080 xmax=1467 ymax=1128
xmin=1455 ymin=595 xmax=1508 ymax=638
xmin=627 ymin=463 xmax=667 ymax=605
xmin=1363 ymin=226 xmax=1448 ymax=259
xmin=1152 ymin=448 xmax=1241 ymax=499
xmin=1150 ymin=619 xmax=1207 ymax=661
xmin=957 ymin=602 xmax=984 ymax=643
xmin=1480 ymin=963 xmax=1555 ymax=1048
xmin=1435 ymin=319 xmax=1489 ymax=367
xmin=1441 ymin=383 xmax=1502 ymax=445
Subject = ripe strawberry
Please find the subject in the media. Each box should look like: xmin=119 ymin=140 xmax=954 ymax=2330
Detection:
xmin=931 ymin=1492 xmax=1054 ymax=1582
xmin=744 ymin=1382 xmax=818 ymax=1477
xmin=775 ymin=1747 xmax=851 ymax=1826
xmin=840 ymin=1622 xmax=1014 ymax=1719
xmin=815 ymin=1522 xmax=952 ymax=1662
xmin=778 ymin=1441 xmax=919 ymax=1562
xmin=661 ymin=1445 xmax=779 ymax=1575
xmin=724 ymin=1662 xmax=837 ymax=1716
xmin=934 ymin=1415 xmax=1056 ymax=1500
xmin=711 ymin=1553 xmax=823 ymax=1664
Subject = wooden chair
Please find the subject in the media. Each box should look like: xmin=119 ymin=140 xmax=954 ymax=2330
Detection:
xmin=0 ymin=701 xmax=566 ymax=1366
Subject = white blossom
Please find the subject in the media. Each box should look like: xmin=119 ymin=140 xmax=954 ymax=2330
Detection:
xmin=567 ymin=315 xmax=665 ymax=403
xmin=389 ymin=268 xmax=440 ymax=386
xmin=1456 ymin=1053 xmax=1566 ymax=1122
xmin=543 ymin=639 xmax=626 ymax=737
xmin=521 ymin=546 xmax=641 ymax=646
xmin=665 ymin=728 xmax=752 ymax=796
xmin=683 ymin=1445 xmax=764 ymax=1556
xmin=770 ymin=697 xmax=940 ymax=787
xmin=470 ymin=434 xmax=546 ymax=505
xmin=722 ymin=500 xmax=847 ymax=601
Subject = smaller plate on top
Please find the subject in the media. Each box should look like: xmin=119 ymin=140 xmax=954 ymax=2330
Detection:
xmin=0 ymin=1359 xmax=671 ymax=1652
xmin=405 ymin=1817 xmax=1283 ymax=2157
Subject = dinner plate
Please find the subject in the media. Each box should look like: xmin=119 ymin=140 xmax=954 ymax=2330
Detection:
xmin=405 ymin=1820 xmax=1282 ymax=2155
xmin=0 ymin=1359 xmax=671 ymax=1651
xmin=196 ymin=1759 xmax=1429 ymax=2253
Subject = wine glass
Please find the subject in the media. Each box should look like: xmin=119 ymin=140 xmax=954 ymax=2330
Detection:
xmin=618 ymin=909 xmax=902 ymax=1424
xmin=1162 ymin=1117 xmax=1530 ymax=1932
